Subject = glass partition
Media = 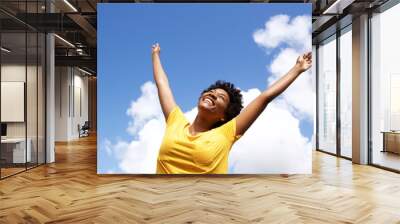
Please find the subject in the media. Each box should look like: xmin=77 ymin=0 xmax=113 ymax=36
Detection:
xmin=317 ymin=34 xmax=337 ymax=155
xmin=0 ymin=1 xmax=46 ymax=179
xmin=1 ymin=30 xmax=28 ymax=177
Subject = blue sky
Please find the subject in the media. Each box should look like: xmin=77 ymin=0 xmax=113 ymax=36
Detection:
xmin=98 ymin=3 xmax=312 ymax=173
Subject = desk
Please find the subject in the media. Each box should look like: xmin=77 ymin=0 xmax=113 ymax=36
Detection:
xmin=381 ymin=131 xmax=400 ymax=154
xmin=1 ymin=138 xmax=31 ymax=163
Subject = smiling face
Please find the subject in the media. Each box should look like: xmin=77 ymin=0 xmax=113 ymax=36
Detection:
xmin=198 ymin=88 xmax=230 ymax=122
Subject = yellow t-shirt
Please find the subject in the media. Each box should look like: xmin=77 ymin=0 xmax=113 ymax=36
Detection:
xmin=156 ymin=106 xmax=241 ymax=174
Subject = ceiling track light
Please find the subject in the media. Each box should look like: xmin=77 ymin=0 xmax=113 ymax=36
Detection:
xmin=322 ymin=0 xmax=355 ymax=15
xmin=63 ymin=0 xmax=78 ymax=12
xmin=54 ymin=34 xmax=75 ymax=48
xmin=1 ymin=47 xmax=11 ymax=53
xmin=78 ymin=67 xmax=93 ymax=76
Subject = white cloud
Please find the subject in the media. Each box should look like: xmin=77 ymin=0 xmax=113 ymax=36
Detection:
xmin=253 ymin=14 xmax=311 ymax=52
xmin=104 ymin=139 xmax=112 ymax=156
xmin=126 ymin=81 xmax=162 ymax=135
xmin=100 ymin=82 xmax=165 ymax=173
xmin=229 ymin=90 xmax=311 ymax=174
xmin=254 ymin=14 xmax=314 ymax=121
xmin=118 ymin=118 xmax=165 ymax=173
xmin=268 ymin=48 xmax=315 ymax=120
xmin=100 ymin=14 xmax=313 ymax=174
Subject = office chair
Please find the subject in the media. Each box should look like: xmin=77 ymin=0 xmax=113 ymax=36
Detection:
xmin=79 ymin=121 xmax=90 ymax=138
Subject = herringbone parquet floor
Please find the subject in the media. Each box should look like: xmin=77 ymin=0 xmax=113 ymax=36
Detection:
xmin=1 ymin=134 xmax=400 ymax=223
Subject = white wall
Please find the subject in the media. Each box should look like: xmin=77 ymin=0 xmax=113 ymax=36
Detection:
xmin=55 ymin=66 xmax=69 ymax=141
xmin=72 ymin=72 xmax=89 ymax=138
xmin=55 ymin=66 xmax=89 ymax=141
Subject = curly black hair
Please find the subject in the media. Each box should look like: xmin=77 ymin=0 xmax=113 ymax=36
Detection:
xmin=201 ymin=80 xmax=243 ymax=128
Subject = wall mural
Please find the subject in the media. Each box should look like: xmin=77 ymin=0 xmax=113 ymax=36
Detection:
xmin=98 ymin=3 xmax=314 ymax=174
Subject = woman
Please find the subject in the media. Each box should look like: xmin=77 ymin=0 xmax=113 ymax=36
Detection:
xmin=152 ymin=43 xmax=312 ymax=174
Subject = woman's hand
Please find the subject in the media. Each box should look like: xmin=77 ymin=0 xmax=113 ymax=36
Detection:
xmin=152 ymin=43 xmax=161 ymax=55
xmin=235 ymin=52 xmax=312 ymax=136
xmin=295 ymin=52 xmax=312 ymax=72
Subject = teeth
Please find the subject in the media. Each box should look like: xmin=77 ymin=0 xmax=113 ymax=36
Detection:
xmin=205 ymin=98 xmax=213 ymax=105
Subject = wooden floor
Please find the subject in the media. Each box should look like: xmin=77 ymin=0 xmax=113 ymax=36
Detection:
xmin=1 ymin=135 xmax=400 ymax=223
xmin=1 ymin=163 xmax=44 ymax=178
xmin=0 ymin=167 xmax=26 ymax=178
xmin=373 ymin=150 xmax=400 ymax=171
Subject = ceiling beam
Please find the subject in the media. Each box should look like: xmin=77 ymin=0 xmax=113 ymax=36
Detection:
xmin=67 ymin=13 xmax=97 ymax=46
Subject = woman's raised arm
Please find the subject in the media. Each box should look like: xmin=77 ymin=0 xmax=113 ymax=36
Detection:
xmin=235 ymin=52 xmax=312 ymax=136
xmin=152 ymin=43 xmax=177 ymax=120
